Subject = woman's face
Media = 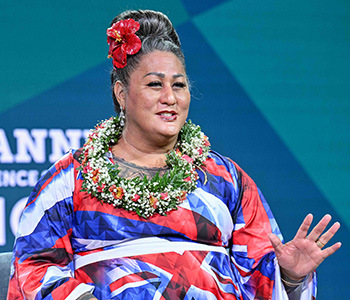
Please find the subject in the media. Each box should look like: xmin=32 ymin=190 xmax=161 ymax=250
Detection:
xmin=118 ymin=51 xmax=191 ymax=146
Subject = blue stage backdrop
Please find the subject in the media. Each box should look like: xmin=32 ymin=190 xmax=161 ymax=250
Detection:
xmin=1 ymin=1 xmax=349 ymax=298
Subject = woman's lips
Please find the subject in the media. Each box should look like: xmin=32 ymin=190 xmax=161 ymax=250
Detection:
xmin=157 ymin=111 xmax=177 ymax=121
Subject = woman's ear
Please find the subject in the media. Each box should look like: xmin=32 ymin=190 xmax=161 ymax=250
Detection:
xmin=114 ymin=81 xmax=126 ymax=110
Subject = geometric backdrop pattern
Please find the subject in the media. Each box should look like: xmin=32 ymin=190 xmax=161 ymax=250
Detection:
xmin=1 ymin=1 xmax=349 ymax=298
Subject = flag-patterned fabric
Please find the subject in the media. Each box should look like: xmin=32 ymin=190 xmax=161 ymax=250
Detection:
xmin=7 ymin=149 xmax=316 ymax=299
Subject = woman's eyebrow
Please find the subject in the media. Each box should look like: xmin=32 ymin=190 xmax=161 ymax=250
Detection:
xmin=143 ymin=72 xmax=184 ymax=79
xmin=173 ymin=74 xmax=184 ymax=79
xmin=144 ymin=72 xmax=165 ymax=78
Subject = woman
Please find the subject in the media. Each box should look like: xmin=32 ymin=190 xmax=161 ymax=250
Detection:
xmin=7 ymin=10 xmax=341 ymax=300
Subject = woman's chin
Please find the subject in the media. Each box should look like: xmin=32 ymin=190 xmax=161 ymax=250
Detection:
xmin=155 ymin=122 xmax=178 ymax=134
xmin=155 ymin=126 xmax=181 ymax=142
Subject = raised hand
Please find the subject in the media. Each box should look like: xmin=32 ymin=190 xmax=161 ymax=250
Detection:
xmin=268 ymin=214 xmax=341 ymax=281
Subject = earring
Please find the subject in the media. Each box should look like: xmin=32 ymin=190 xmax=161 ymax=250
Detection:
xmin=119 ymin=106 xmax=125 ymax=126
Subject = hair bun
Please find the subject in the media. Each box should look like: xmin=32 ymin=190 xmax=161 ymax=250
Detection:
xmin=110 ymin=10 xmax=181 ymax=47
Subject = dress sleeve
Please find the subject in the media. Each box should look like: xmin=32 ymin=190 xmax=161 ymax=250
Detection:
xmin=7 ymin=150 xmax=95 ymax=300
xmin=227 ymin=159 xmax=317 ymax=300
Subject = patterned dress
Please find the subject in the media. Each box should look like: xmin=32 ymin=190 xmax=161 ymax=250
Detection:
xmin=7 ymin=149 xmax=316 ymax=300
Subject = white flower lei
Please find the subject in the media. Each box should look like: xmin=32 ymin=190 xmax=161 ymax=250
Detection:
xmin=79 ymin=116 xmax=210 ymax=218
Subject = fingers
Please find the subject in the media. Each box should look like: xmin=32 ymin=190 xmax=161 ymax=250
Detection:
xmin=302 ymin=214 xmax=341 ymax=252
xmin=294 ymin=213 xmax=313 ymax=239
xmin=317 ymin=221 xmax=341 ymax=247
xmin=307 ymin=214 xmax=332 ymax=242
xmin=268 ymin=233 xmax=284 ymax=255
xmin=294 ymin=214 xmax=341 ymax=249
xmin=321 ymin=241 xmax=342 ymax=259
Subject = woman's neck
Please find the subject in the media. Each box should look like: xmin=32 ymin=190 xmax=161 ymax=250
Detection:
xmin=111 ymin=130 xmax=177 ymax=168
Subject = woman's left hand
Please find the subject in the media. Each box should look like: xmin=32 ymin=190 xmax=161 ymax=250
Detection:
xmin=268 ymin=213 xmax=341 ymax=281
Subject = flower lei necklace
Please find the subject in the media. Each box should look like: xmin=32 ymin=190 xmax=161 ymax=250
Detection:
xmin=79 ymin=116 xmax=210 ymax=218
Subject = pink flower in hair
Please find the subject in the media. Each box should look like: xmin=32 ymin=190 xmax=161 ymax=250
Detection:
xmin=107 ymin=18 xmax=142 ymax=68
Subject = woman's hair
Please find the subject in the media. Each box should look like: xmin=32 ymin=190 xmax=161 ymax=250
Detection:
xmin=109 ymin=10 xmax=186 ymax=113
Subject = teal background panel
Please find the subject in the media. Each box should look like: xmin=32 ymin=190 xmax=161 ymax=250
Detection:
xmin=0 ymin=0 xmax=189 ymax=113
xmin=192 ymin=0 xmax=350 ymax=228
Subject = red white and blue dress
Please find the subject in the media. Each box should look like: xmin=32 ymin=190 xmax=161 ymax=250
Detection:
xmin=7 ymin=149 xmax=316 ymax=299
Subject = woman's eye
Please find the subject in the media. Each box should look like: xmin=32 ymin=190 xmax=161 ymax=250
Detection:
xmin=147 ymin=81 xmax=162 ymax=87
xmin=173 ymin=82 xmax=186 ymax=89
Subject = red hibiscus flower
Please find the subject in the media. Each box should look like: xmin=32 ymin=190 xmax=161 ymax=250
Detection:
xmin=107 ymin=19 xmax=142 ymax=68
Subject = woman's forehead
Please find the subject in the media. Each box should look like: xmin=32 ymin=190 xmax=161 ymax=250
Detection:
xmin=135 ymin=51 xmax=186 ymax=76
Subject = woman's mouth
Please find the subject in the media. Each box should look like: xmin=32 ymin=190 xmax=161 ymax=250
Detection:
xmin=157 ymin=111 xmax=177 ymax=121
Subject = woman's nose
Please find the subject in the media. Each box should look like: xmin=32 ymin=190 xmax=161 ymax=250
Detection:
xmin=160 ymin=85 xmax=176 ymax=105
